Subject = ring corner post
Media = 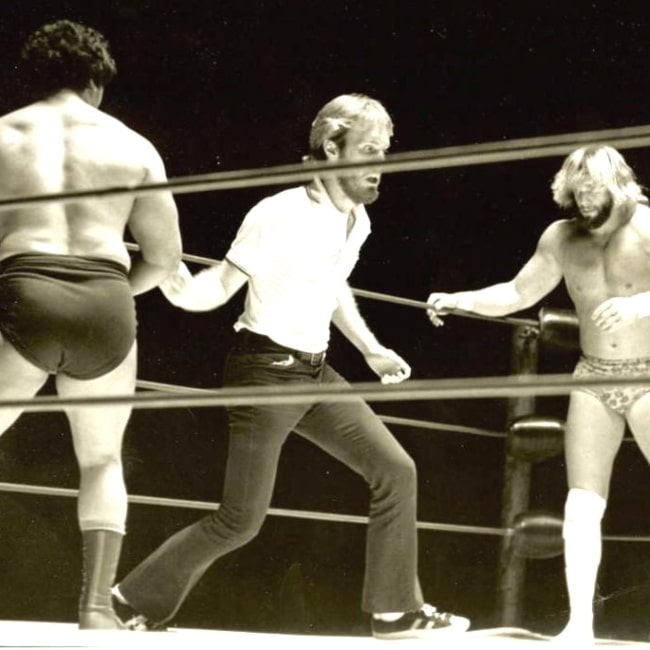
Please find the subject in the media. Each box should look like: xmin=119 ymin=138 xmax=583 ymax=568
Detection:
xmin=496 ymin=323 xmax=540 ymax=627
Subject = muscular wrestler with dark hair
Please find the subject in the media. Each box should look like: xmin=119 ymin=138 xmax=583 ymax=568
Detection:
xmin=0 ymin=20 xmax=182 ymax=629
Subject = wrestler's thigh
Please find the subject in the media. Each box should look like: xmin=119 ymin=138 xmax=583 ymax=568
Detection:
xmin=565 ymin=390 xmax=626 ymax=497
xmin=0 ymin=335 xmax=48 ymax=433
xmin=0 ymin=334 xmax=49 ymax=395
xmin=56 ymin=343 xmax=137 ymax=458
xmin=625 ymin=392 xmax=650 ymax=463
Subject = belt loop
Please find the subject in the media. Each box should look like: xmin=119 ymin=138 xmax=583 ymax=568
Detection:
xmin=299 ymin=350 xmax=326 ymax=366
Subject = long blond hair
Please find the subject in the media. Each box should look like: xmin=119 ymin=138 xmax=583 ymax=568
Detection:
xmin=551 ymin=145 xmax=647 ymax=208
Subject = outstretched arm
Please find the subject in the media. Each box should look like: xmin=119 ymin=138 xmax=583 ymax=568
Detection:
xmin=333 ymin=283 xmax=411 ymax=384
xmin=160 ymin=258 xmax=248 ymax=311
xmin=427 ymin=222 xmax=564 ymax=326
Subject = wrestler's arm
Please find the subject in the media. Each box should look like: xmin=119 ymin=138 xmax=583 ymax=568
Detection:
xmin=160 ymin=200 xmax=264 ymax=310
xmin=127 ymin=141 xmax=183 ymax=295
xmin=333 ymin=282 xmax=411 ymax=384
xmin=427 ymin=222 xmax=564 ymax=324
xmin=159 ymin=258 xmax=248 ymax=311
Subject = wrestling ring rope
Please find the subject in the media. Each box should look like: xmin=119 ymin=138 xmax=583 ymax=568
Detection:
xmin=1 ymin=122 xmax=650 ymax=209
xmin=4 ymin=122 xmax=650 ymax=647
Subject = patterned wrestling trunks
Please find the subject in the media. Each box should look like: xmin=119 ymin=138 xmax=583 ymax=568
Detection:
xmin=573 ymin=355 xmax=650 ymax=415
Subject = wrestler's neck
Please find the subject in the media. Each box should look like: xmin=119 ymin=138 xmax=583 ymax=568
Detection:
xmin=44 ymin=83 xmax=104 ymax=109
xmin=588 ymin=200 xmax=636 ymax=243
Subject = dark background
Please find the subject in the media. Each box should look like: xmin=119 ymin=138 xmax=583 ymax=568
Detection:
xmin=1 ymin=0 xmax=650 ymax=641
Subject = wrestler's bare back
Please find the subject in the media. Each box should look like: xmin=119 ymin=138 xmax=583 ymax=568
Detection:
xmin=558 ymin=203 xmax=650 ymax=358
xmin=0 ymin=90 xmax=166 ymax=268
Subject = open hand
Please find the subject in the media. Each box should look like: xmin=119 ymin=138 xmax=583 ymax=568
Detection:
xmin=592 ymin=296 xmax=643 ymax=332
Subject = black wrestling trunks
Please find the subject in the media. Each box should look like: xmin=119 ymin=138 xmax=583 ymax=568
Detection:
xmin=0 ymin=254 xmax=136 ymax=379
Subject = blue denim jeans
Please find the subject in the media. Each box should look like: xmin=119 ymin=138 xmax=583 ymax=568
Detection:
xmin=119 ymin=333 xmax=423 ymax=622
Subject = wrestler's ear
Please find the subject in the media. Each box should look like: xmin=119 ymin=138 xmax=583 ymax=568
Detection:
xmin=323 ymin=139 xmax=340 ymax=161
xmin=82 ymin=80 xmax=104 ymax=108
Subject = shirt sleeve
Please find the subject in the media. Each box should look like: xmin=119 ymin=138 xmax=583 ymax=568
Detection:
xmin=225 ymin=201 xmax=273 ymax=277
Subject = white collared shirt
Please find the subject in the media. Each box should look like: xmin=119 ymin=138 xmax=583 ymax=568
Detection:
xmin=226 ymin=180 xmax=371 ymax=352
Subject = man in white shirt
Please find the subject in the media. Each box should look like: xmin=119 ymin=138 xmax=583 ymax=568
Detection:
xmin=113 ymin=94 xmax=469 ymax=638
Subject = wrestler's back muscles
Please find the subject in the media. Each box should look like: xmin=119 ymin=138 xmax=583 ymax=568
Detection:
xmin=0 ymin=98 xmax=160 ymax=266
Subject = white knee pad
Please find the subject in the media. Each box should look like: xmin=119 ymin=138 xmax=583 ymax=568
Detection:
xmin=563 ymin=488 xmax=606 ymax=540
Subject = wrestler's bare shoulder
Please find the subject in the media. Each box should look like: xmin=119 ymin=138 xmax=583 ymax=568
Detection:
xmin=538 ymin=218 xmax=575 ymax=247
xmin=0 ymin=100 xmax=161 ymax=168
xmin=628 ymin=202 xmax=650 ymax=236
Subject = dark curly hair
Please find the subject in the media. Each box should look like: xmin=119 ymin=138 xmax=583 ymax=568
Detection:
xmin=20 ymin=20 xmax=116 ymax=96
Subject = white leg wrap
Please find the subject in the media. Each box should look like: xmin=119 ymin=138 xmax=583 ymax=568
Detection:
xmin=563 ymin=488 xmax=606 ymax=539
xmin=562 ymin=488 xmax=606 ymax=625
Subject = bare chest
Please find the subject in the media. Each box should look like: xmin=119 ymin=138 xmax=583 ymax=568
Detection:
xmin=563 ymin=233 xmax=650 ymax=305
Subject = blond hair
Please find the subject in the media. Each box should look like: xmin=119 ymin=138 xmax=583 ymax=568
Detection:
xmin=308 ymin=94 xmax=393 ymax=160
xmin=551 ymin=145 xmax=647 ymax=208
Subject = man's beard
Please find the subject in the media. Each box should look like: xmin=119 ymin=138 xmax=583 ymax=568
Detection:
xmin=339 ymin=176 xmax=380 ymax=205
xmin=572 ymin=198 xmax=614 ymax=231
